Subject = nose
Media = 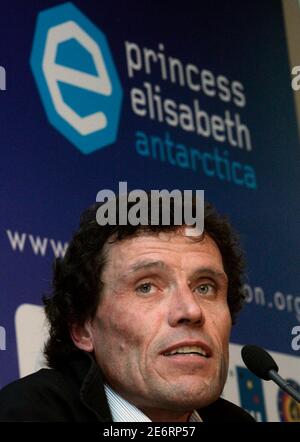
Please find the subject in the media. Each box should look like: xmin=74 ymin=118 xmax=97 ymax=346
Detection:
xmin=167 ymin=283 xmax=204 ymax=327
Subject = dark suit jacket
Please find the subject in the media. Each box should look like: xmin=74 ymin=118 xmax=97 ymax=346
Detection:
xmin=0 ymin=352 xmax=255 ymax=422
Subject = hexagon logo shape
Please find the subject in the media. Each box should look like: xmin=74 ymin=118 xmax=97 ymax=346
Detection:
xmin=30 ymin=2 xmax=123 ymax=154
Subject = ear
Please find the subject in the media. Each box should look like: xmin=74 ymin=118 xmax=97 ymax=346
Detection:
xmin=70 ymin=320 xmax=94 ymax=352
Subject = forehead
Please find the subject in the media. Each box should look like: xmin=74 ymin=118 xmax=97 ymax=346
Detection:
xmin=102 ymin=231 xmax=225 ymax=277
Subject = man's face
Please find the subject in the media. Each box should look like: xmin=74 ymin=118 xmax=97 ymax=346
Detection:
xmin=89 ymin=230 xmax=231 ymax=417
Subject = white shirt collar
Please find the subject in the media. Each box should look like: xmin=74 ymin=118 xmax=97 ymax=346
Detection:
xmin=104 ymin=384 xmax=202 ymax=422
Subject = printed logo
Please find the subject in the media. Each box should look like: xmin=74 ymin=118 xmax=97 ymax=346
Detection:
xmin=30 ymin=2 xmax=123 ymax=154
xmin=277 ymin=379 xmax=300 ymax=422
xmin=15 ymin=304 xmax=48 ymax=377
xmin=236 ymin=366 xmax=267 ymax=422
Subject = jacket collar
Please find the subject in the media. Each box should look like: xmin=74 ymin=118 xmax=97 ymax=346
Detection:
xmin=67 ymin=351 xmax=113 ymax=422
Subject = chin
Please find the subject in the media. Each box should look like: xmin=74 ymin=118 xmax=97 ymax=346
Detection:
xmin=158 ymin=381 xmax=222 ymax=411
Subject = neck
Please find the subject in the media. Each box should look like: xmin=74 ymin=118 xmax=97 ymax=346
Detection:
xmin=141 ymin=408 xmax=192 ymax=422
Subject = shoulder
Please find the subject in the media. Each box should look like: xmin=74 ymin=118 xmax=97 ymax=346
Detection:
xmin=199 ymin=397 xmax=256 ymax=422
xmin=0 ymin=368 xmax=81 ymax=421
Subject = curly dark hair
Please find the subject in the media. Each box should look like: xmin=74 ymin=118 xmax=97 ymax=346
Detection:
xmin=43 ymin=196 xmax=246 ymax=369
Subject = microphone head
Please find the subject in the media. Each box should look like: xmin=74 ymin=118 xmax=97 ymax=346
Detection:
xmin=241 ymin=345 xmax=278 ymax=380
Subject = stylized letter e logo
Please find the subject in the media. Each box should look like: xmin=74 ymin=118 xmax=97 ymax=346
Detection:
xmin=30 ymin=3 xmax=123 ymax=154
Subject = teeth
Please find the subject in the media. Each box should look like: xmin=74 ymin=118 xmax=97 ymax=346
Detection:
xmin=164 ymin=345 xmax=207 ymax=357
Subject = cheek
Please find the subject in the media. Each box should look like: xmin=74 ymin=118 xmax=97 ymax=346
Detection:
xmin=95 ymin=298 xmax=147 ymax=353
xmin=212 ymin=307 xmax=231 ymax=346
xmin=221 ymin=311 xmax=231 ymax=337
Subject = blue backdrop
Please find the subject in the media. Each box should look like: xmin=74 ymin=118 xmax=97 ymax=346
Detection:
xmin=0 ymin=0 xmax=299 ymax=421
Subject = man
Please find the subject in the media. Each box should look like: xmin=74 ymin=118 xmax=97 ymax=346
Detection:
xmin=0 ymin=196 xmax=254 ymax=422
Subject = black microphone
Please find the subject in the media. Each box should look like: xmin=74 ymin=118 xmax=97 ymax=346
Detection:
xmin=241 ymin=344 xmax=300 ymax=404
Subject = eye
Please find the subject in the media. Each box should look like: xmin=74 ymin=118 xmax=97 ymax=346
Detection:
xmin=136 ymin=282 xmax=154 ymax=295
xmin=195 ymin=283 xmax=216 ymax=295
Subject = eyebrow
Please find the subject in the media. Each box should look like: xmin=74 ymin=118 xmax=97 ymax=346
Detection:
xmin=124 ymin=261 xmax=228 ymax=283
xmin=191 ymin=268 xmax=228 ymax=284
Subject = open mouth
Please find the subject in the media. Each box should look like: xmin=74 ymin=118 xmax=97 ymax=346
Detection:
xmin=163 ymin=345 xmax=209 ymax=358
